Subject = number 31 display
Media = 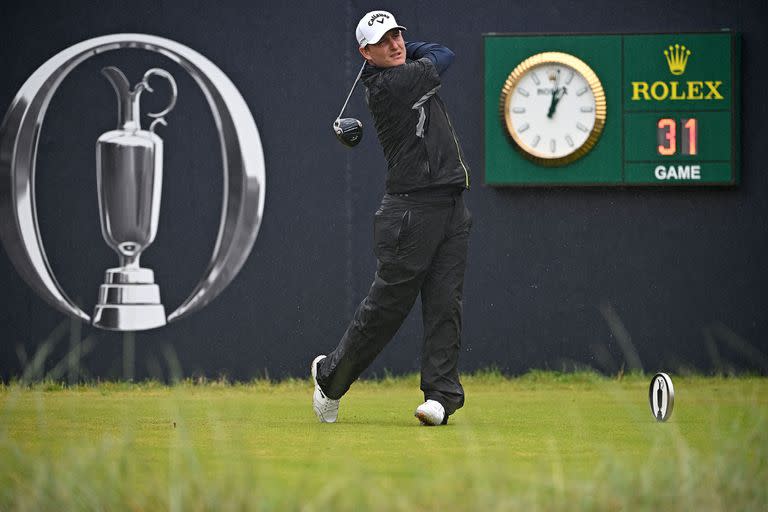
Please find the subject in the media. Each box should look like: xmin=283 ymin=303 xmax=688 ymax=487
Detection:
xmin=657 ymin=118 xmax=697 ymax=156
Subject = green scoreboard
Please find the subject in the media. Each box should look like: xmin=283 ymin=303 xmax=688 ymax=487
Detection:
xmin=483 ymin=32 xmax=740 ymax=186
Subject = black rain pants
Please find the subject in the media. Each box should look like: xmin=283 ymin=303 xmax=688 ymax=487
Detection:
xmin=316 ymin=188 xmax=471 ymax=416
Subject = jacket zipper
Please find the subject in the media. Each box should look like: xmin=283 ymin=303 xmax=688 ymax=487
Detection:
xmin=442 ymin=106 xmax=470 ymax=189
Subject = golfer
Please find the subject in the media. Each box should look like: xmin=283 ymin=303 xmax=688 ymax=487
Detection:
xmin=312 ymin=10 xmax=472 ymax=426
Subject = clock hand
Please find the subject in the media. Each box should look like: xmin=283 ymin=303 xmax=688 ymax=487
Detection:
xmin=548 ymin=86 xmax=568 ymax=118
xmin=547 ymin=95 xmax=560 ymax=118
xmin=547 ymin=90 xmax=565 ymax=118
xmin=547 ymin=69 xmax=562 ymax=119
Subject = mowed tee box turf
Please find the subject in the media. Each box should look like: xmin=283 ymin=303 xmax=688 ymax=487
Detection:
xmin=0 ymin=373 xmax=766 ymax=510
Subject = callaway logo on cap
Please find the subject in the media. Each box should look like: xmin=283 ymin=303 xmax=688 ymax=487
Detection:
xmin=355 ymin=10 xmax=407 ymax=47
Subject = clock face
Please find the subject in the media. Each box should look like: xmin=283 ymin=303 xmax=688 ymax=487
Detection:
xmin=500 ymin=52 xmax=606 ymax=166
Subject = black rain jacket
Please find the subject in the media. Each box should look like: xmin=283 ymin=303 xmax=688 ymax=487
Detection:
xmin=361 ymin=58 xmax=471 ymax=194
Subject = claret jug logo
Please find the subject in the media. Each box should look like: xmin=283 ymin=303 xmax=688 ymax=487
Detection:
xmin=0 ymin=34 xmax=266 ymax=331
xmin=631 ymin=43 xmax=723 ymax=102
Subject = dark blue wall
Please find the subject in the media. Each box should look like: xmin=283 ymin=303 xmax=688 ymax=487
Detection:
xmin=1 ymin=0 xmax=766 ymax=381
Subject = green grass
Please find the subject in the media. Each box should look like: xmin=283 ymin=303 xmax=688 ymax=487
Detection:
xmin=1 ymin=372 xmax=766 ymax=511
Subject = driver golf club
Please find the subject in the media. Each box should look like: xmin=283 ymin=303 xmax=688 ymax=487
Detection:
xmin=333 ymin=61 xmax=366 ymax=147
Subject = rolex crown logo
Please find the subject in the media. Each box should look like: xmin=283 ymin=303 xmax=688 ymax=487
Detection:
xmin=664 ymin=44 xmax=691 ymax=76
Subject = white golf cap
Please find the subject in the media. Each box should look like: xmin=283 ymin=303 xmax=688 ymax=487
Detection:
xmin=356 ymin=10 xmax=406 ymax=47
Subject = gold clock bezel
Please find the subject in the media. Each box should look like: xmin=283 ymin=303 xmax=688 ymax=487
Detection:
xmin=499 ymin=51 xmax=607 ymax=167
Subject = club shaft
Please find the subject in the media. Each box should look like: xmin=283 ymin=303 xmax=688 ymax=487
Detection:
xmin=337 ymin=61 xmax=366 ymax=120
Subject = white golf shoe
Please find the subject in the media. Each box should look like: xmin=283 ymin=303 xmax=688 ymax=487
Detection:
xmin=311 ymin=355 xmax=339 ymax=423
xmin=414 ymin=399 xmax=446 ymax=426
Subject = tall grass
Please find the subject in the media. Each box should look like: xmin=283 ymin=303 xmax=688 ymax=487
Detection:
xmin=0 ymin=374 xmax=765 ymax=511
xmin=2 ymin=312 xmax=766 ymax=510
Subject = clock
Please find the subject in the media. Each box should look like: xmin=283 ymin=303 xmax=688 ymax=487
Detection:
xmin=499 ymin=52 xmax=606 ymax=166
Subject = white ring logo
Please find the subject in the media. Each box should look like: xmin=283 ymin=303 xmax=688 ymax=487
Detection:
xmin=0 ymin=34 xmax=266 ymax=331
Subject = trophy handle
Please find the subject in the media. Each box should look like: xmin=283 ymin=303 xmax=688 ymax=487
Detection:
xmin=141 ymin=68 xmax=178 ymax=122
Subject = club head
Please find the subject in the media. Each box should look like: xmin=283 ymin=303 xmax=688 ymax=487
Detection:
xmin=333 ymin=118 xmax=363 ymax=147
